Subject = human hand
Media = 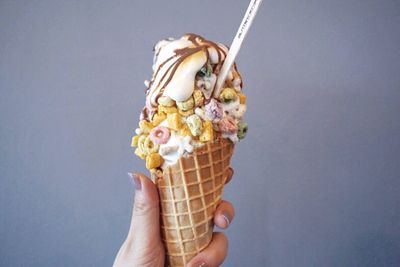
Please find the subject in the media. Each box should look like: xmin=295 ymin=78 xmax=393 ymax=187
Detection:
xmin=113 ymin=169 xmax=235 ymax=267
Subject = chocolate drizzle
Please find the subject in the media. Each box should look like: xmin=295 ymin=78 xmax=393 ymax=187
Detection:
xmin=146 ymin=34 xmax=241 ymax=111
xmin=161 ymin=46 xmax=204 ymax=92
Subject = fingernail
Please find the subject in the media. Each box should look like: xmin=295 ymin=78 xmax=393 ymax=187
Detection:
xmin=225 ymin=167 xmax=234 ymax=183
xmin=221 ymin=211 xmax=232 ymax=227
xmin=128 ymin=172 xmax=142 ymax=190
xmin=197 ymin=263 xmax=208 ymax=267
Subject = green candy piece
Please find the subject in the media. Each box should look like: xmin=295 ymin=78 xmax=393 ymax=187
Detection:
xmin=186 ymin=114 xmax=202 ymax=136
xmin=206 ymin=64 xmax=212 ymax=77
xmin=176 ymin=96 xmax=194 ymax=111
xmin=199 ymin=66 xmax=207 ymax=76
xmin=219 ymin=88 xmax=238 ymax=103
xmin=198 ymin=63 xmax=212 ymax=77
xmin=157 ymin=96 xmax=175 ymax=107
xmin=237 ymin=122 xmax=248 ymax=140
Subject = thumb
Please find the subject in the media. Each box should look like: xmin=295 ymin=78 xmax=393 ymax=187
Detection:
xmin=127 ymin=172 xmax=161 ymax=246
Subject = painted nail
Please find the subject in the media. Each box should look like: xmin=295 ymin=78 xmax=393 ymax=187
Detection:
xmin=221 ymin=211 xmax=232 ymax=228
xmin=225 ymin=167 xmax=234 ymax=184
xmin=229 ymin=167 xmax=234 ymax=177
xmin=128 ymin=172 xmax=142 ymax=190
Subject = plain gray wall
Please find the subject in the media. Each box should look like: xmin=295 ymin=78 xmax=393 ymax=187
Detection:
xmin=1 ymin=0 xmax=399 ymax=266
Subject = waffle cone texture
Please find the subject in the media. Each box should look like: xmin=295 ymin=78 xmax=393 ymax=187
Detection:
xmin=151 ymin=137 xmax=234 ymax=267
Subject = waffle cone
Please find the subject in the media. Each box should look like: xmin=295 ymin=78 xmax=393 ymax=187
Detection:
xmin=151 ymin=137 xmax=234 ymax=267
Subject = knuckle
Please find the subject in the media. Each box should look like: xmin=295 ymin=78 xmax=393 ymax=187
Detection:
xmin=133 ymin=199 xmax=158 ymax=217
xmin=217 ymin=232 xmax=228 ymax=244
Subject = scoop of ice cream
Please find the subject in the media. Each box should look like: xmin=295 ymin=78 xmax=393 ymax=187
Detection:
xmin=146 ymin=34 xmax=235 ymax=107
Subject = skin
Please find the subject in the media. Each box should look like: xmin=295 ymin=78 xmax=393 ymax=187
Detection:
xmin=113 ymin=168 xmax=235 ymax=267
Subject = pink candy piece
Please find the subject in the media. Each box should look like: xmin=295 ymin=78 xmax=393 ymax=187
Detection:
xmin=150 ymin=126 xmax=171 ymax=145
xmin=205 ymin=99 xmax=223 ymax=120
xmin=218 ymin=117 xmax=238 ymax=134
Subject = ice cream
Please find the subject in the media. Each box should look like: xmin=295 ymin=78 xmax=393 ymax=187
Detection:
xmin=132 ymin=33 xmax=247 ymax=170
xmin=130 ymin=33 xmax=248 ymax=267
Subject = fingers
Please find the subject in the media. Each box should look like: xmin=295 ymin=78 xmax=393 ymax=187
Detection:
xmin=219 ymin=167 xmax=234 ymax=229
xmin=224 ymin=167 xmax=234 ymax=185
xmin=126 ymin=173 xmax=160 ymax=246
xmin=114 ymin=173 xmax=164 ymax=267
xmin=196 ymin=201 xmax=233 ymax=266
xmin=187 ymin=232 xmax=228 ymax=267
xmin=214 ymin=200 xmax=235 ymax=229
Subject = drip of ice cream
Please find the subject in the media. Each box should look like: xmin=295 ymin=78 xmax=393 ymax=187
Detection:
xmin=159 ymin=132 xmax=193 ymax=167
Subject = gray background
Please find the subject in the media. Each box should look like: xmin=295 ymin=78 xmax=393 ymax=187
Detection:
xmin=1 ymin=0 xmax=399 ymax=266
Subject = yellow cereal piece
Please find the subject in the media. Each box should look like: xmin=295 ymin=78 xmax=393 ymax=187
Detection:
xmin=186 ymin=114 xmax=202 ymax=136
xmin=199 ymin=121 xmax=214 ymax=142
xmin=157 ymin=96 xmax=175 ymax=107
xmin=131 ymin=135 xmax=139 ymax=147
xmin=146 ymin=153 xmax=164 ymax=169
xmin=176 ymin=96 xmax=194 ymax=111
xmin=137 ymin=134 xmax=149 ymax=155
xmin=157 ymin=111 xmax=166 ymax=117
xmin=238 ymin=92 xmax=247 ymax=104
xmin=178 ymin=108 xmax=194 ymax=117
xmin=139 ymin=120 xmax=154 ymax=133
xmin=159 ymin=105 xmax=178 ymax=114
xmin=167 ymin=113 xmax=182 ymax=131
xmin=152 ymin=112 xmax=167 ymax=126
xmin=193 ymin=89 xmax=205 ymax=107
xmin=203 ymin=120 xmax=213 ymax=131
xmin=143 ymin=135 xmax=159 ymax=154
xmin=134 ymin=148 xmax=146 ymax=160
xmin=200 ymin=131 xmax=213 ymax=142
xmin=179 ymin=124 xmax=192 ymax=137
xmin=219 ymin=88 xmax=238 ymax=103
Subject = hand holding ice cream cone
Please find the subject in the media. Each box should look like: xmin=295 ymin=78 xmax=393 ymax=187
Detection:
xmin=123 ymin=1 xmax=262 ymax=264
xmin=127 ymin=33 xmax=248 ymax=266
xmin=113 ymin=170 xmax=235 ymax=267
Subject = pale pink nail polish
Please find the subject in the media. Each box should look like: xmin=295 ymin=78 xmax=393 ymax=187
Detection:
xmin=128 ymin=172 xmax=142 ymax=190
xmin=221 ymin=211 xmax=232 ymax=227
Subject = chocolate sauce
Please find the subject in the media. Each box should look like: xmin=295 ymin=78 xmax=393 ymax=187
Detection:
xmin=148 ymin=34 xmax=241 ymax=107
